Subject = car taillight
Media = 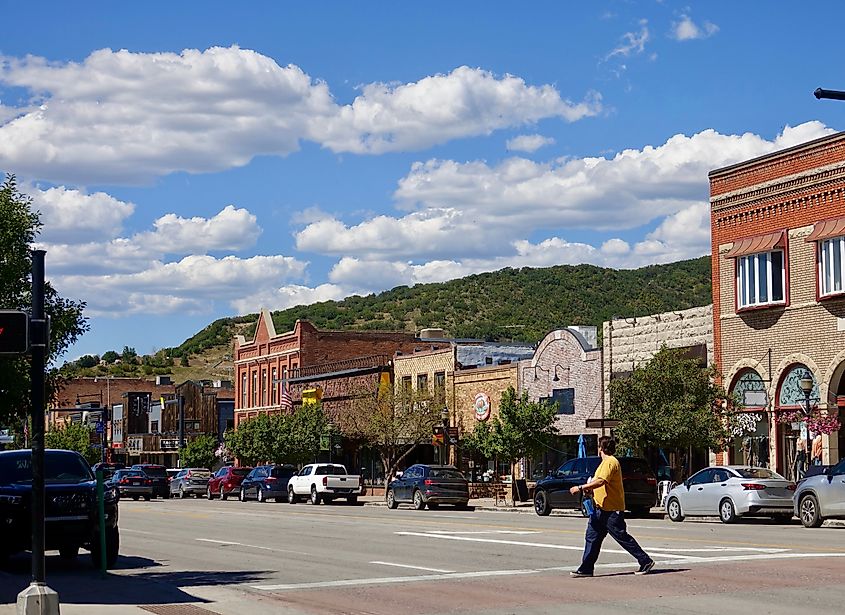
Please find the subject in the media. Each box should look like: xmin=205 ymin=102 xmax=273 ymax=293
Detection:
xmin=119 ymin=478 xmax=130 ymax=484
xmin=322 ymin=476 xmax=328 ymax=487
xmin=424 ymin=479 xmax=433 ymax=486
xmin=741 ymin=483 xmax=766 ymax=490
xmin=265 ymin=477 xmax=277 ymax=483
xmin=144 ymin=479 xmax=152 ymax=485
xmin=787 ymin=484 xmax=796 ymax=491
xmin=646 ymin=477 xmax=657 ymax=485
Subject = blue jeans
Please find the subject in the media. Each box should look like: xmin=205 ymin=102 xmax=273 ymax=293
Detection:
xmin=577 ymin=509 xmax=651 ymax=574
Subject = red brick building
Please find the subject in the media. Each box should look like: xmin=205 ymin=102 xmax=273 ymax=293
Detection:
xmin=710 ymin=131 xmax=845 ymax=478
xmin=232 ymin=310 xmax=429 ymax=425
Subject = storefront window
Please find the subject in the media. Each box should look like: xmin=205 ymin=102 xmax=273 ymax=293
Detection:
xmin=778 ymin=364 xmax=819 ymax=407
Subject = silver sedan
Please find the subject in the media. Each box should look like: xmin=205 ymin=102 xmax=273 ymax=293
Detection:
xmin=665 ymin=466 xmax=795 ymax=524
xmin=794 ymin=458 xmax=845 ymax=527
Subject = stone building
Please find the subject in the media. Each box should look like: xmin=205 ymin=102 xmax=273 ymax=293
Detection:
xmin=232 ymin=310 xmax=429 ymax=426
xmin=519 ymin=327 xmax=603 ymax=478
xmin=710 ymin=131 xmax=845 ymax=477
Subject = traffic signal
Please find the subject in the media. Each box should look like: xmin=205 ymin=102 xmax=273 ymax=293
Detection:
xmin=0 ymin=311 xmax=29 ymax=355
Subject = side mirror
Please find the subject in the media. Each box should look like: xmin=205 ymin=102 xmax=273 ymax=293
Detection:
xmin=684 ymin=480 xmax=690 ymax=489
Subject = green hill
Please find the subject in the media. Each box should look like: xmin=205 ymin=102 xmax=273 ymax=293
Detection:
xmin=60 ymin=256 xmax=712 ymax=379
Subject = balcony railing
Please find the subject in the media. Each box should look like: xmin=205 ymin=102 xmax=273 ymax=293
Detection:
xmin=289 ymin=355 xmax=389 ymax=380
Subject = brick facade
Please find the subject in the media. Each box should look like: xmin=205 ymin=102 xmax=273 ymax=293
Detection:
xmin=232 ymin=310 xmax=426 ymax=425
xmin=710 ymin=131 xmax=845 ymax=473
xmin=520 ymin=328 xmax=603 ymax=437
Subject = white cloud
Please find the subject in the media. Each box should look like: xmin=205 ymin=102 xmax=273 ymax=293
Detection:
xmin=506 ymin=134 xmax=555 ymax=153
xmin=26 ymin=185 xmax=135 ymax=244
xmin=606 ymin=20 xmax=650 ymax=60
xmin=145 ymin=205 xmax=261 ymax=253
xmin=297 ymin=122 xmax=834 ymax=263
xmin=0 ymin=47 xmax=601 ymax=184
xmin=230 ymin=283 xmax=349 ymax=315
xmin=670 ymin=15 xmax=719 ymax=41
xmin=53 ymin=254 xmax=309 ymax=317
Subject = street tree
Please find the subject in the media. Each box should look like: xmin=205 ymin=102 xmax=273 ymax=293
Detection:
xmin=461 ymin=386 xmax=558 ymax=503
xmin=0 ymin=175 xmax=89 ymax=427
xmin=45 ymin=421 xmax=99 ymax=465
xmin=180 ymin=434 xmax=217 ymax=469
xmin=608 ymin=346 xmax=729 ymax=477
xmin=224 ymin=403 xmax=328 ymax=466
xmin=337 ymin=385 xmax=440 ymax=483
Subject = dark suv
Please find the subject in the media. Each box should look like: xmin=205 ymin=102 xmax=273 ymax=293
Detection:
xmin=386 ymin=464 xmax=470 ymax=510
xmin=534 ymin=456 xmax=657 ymax=516
xmin=0 ymin=449 xmax=120 ymax=567
xmin=130 ymin=463 xmax=169 ymax=498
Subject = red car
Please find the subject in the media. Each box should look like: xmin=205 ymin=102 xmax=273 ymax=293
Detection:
xmin=206 ymin=466 xmax=253 ymax=500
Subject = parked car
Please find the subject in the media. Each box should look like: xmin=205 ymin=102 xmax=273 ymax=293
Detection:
xmin=534 ymin=456 xmax=657 ymax=516
xmin=130 ymin=464 xmax=170 ymax=499
xmin=241 ymin=465 xmax=297 ymax=502
xmin=110 ymin=469 xmax=153 ymax=501
xmin=665 ymin=466 xmax=795 ymax=523
xmin=794 ymin=457 xmax=845 ymax=527
xmin=0 ymin=449 xmax=120 ymax=567
xmin=288 ymin=463 xmax=363 ymax=505
xmin=207 ymin=466 xmax=253 ymax=500
xmin=385 ymin=464 xmax=469 ymax=510
xmin=169 ymin=468 xmax=212 ymax=498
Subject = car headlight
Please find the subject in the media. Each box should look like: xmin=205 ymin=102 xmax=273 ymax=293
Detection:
xmin=0 ymin=495 xmax=22 ymax=505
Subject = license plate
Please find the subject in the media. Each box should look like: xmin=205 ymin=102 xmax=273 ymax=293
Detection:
xmin=132 ymin=481 xmax=140 ymax=485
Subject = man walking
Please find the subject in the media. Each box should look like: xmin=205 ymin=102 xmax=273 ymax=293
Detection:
xmin=569 ymin=436 xmax=654 ymax=577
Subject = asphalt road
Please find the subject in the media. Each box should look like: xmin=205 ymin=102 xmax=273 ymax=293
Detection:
xmin=2 ymin=497 xmax=845 ymax=614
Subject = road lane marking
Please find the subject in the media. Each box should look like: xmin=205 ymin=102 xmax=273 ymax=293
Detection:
xmin=370 ymin=561 xmax=455 ymax=573
xmin=253 ymin=552 xmax=845 ymax=592
xmin=196 ymin=538 xmax=309 ymax=556
xmin=395 ymin=531 xmax=692 ymax=560
xmin=427 ymin=530 xmax=541 ymax=535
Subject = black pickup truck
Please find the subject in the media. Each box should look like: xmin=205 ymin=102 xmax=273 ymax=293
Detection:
xmin=0 ymin=449 xmax=120 ymax=567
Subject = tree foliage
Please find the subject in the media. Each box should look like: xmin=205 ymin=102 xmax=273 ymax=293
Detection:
xmin=608 ymin=347 xmax=728 ymax=456
xmin=336 ymin=386 xmax=441 ymax=482
xmin=0 ymin=175 xmax=89 ymax=426
xmin=461 ymin=387 xmax=559 ymax=477
xmin=224 ymin=403 xmax=328 ymax=466
xmin=180 ymin=434 xmax=217 ymax=469
xmin=45 ymin=421 xmax=99 ymax=466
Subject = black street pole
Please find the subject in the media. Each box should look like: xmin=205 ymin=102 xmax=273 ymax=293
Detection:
xmin=814 ymin=88 xmax=845 ymax=101
xmin=177 ymin=395 xmax=185 ymax=467
xmin=30 ymin=250 xmax=47 ymax=584
xmin=804 ymin=389 xmax=813 ymax=472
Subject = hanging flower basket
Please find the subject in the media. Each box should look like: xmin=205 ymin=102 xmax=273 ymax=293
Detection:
xmin=777 ymin=408 xmax=841 ymax=435
xmin=726 ymin=413 xmax=762 ymax=438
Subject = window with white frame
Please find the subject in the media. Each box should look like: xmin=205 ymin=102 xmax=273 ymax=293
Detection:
xmin=736 ymin=250 xmax=785 ymax=309
xmin=819 ymin=235 xmax=845 ymax=297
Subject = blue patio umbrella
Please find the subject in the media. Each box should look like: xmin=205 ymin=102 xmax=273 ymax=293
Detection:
xmin=577 ymin=434 xmax=587 ymax=458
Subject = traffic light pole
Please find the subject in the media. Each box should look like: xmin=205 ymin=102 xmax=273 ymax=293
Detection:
xmin=17 ymin=249 xmax=61 ymax=613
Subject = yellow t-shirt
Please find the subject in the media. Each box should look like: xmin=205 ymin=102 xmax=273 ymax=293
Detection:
xmin=592 ymin=455 xmax=625 ymax=511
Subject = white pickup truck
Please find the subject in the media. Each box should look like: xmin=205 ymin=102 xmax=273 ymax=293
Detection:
xmin=287 ymin=463 xmax=363 ymax=505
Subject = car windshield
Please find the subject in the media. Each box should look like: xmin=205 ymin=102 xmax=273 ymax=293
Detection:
xmin=140 ymin=466 xmax=166 ymax=478
xmin=120 ymin=471 xmax=145 ymax=478
xmin=232 ymin=468 xmax=251 ymax=476
xmin=429 ymin=468 xmax=465 ymax=479
xmin=0 ymin=452 xmax=93 ymax=485
xmin=733 ymin=468 xmax=784 ymax=480
xmin=315 ymin=465 xmax=347 ymax=475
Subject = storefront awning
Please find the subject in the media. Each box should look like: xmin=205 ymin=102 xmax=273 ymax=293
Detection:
xmin=806 ymin=215 xmax=845 ymax=243
xmin=724 ymin=230 xmax=786 ymax=259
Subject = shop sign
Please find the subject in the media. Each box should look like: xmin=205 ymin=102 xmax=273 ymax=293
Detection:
xmin=474 ymin=393 xmax=491 ymax=421
xmin=127 ymin=437 xmax=143 ymax=454
xmin=161 ymin=439 xmax=179 ymax=450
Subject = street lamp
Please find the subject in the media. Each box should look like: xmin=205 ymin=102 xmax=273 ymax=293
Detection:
xmin=552 ymin=364 xmax=568 ymax=382
xmin=814 ymin=88 xmax=845 ymax=100
xmin=798 ymin=370 xmax=814 ymax=474
xmin=440 ymin=407 xmax=450 ymax=465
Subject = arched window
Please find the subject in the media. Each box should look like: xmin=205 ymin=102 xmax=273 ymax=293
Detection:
xmin=778 ymin=364 xmax=819 ymax=408
xmin=731 ymin=369 xmax=767 ymax=409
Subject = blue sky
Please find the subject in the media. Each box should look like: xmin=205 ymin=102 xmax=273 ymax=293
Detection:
xmin=1 ymin=1 xmax=843 ymax=362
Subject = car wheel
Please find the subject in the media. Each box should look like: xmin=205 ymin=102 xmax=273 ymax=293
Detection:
xmin=288 ymin=486 xmax=298 ymax=504
xmin=310 ymin=486 xmax=321 ymax=505
xmin=179 ymin=486 xmax=186 ymax=499
xmin=534 ymin=490 xmax=551 ymax=516
xmin=257 ymin=487 xmax=265 ymax=503
xmin=220 ymin=486 xmax=228 ymax=501
xmin=90 ymin=527 xmax=119 ymax=569
xmin=59 ymin=545 xmax=79 ymax=560
xmin=206 ymin=486 xmax=214 ymax=500
xmin=719 ymin=498 xmax=738 ymax=524
xmin=667 ymin=497 xmax=684 ymax=522
xmin=347 ymin=496 xmax=358 ymax=505
xmin=800 ymin=494 xmax=824 ymax=528
xmin=386 ymin=489 xmax=398 ymax=509
xmin=239 ymin=487 xmax=246 ymax=502
xmin=412 ymin=490 xmax=425 ymax=510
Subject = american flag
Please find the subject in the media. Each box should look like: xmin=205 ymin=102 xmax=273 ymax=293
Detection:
xmin=279 ymin=379 xmax=293 ymax=411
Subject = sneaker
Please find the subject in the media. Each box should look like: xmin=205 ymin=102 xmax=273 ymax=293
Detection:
xmin=570 ymin=570 xmax=593 ymax=578
xmin=635 ymin=560 xmax=655 ymax=575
